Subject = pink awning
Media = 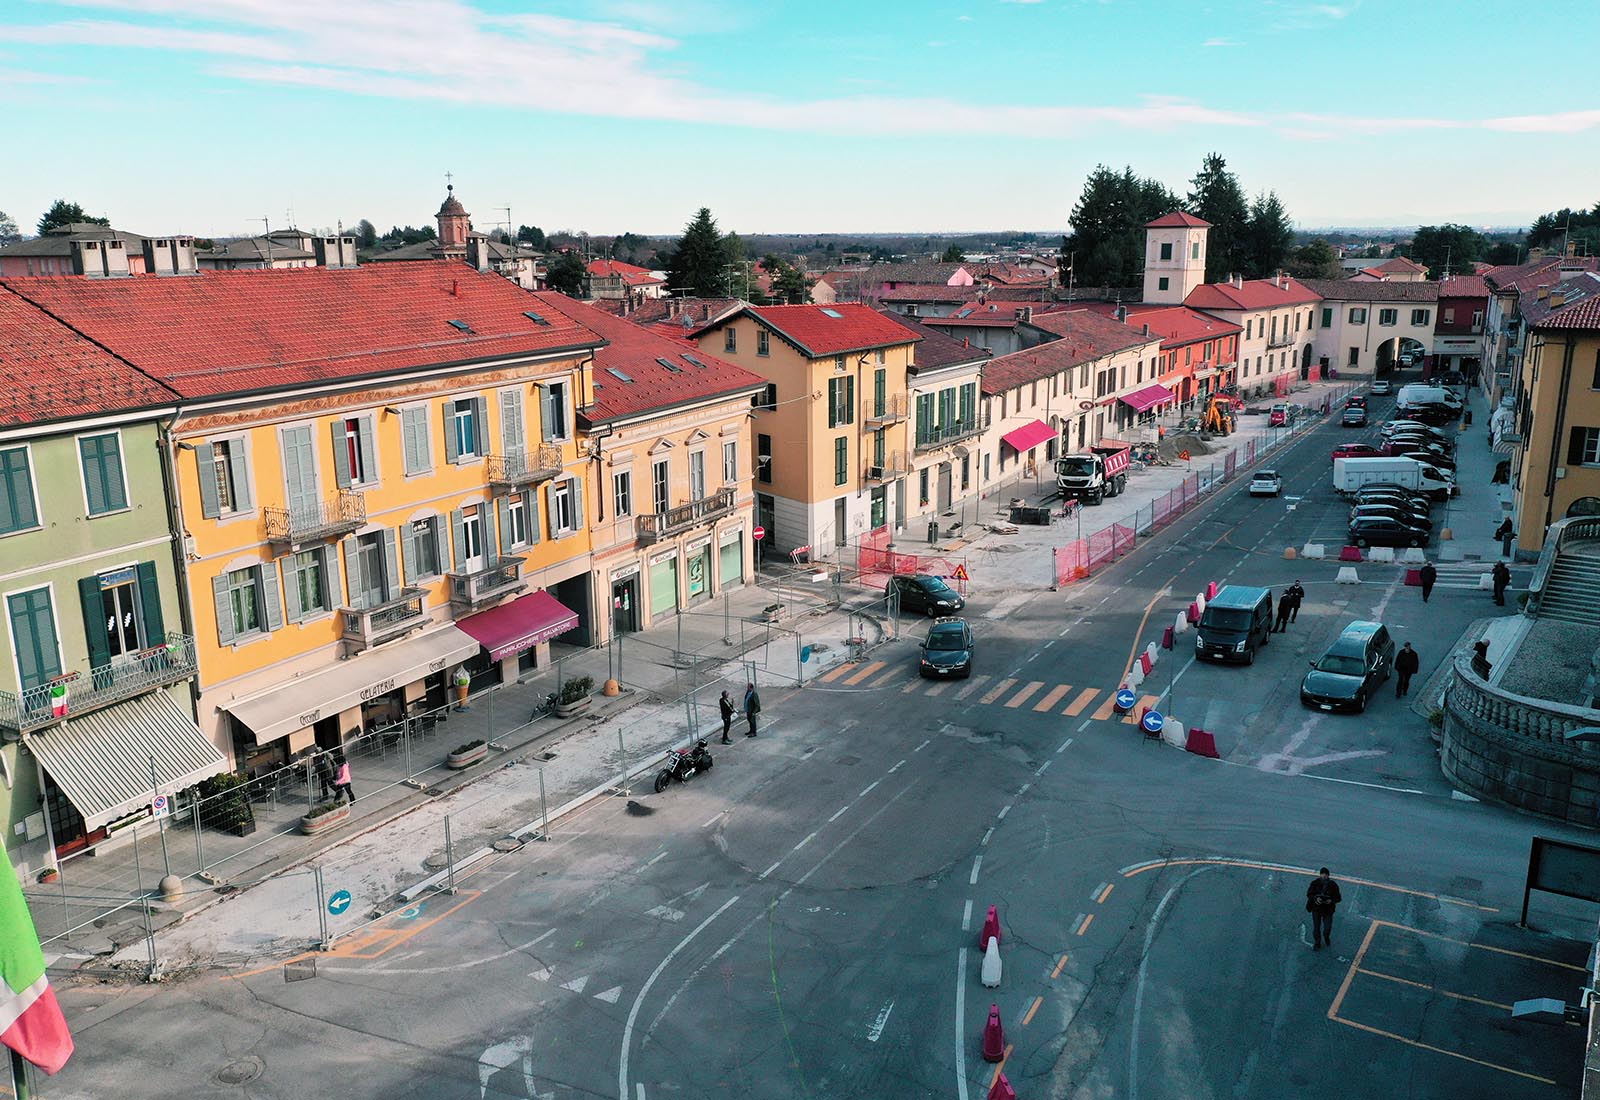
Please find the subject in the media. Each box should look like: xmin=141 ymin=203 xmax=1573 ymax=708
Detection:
xmin=1001 ymin=420 xmax=1055 ymax=454
xmin=457 ymin=590 xmax=579 ymax=662
xmin=1119 ymin=383 xmax=1175 ymax=413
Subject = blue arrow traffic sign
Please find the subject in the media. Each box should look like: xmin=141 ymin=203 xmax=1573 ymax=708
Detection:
xmin=1115 ymin=688 xmax=1136 ymax=711
xmin=1141 ymin=710 xmax=1165 ymax=734
xmin=327 ymin=889 xmax=352 ymax=916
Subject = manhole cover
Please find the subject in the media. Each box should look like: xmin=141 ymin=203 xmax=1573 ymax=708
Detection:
xmin=423 ymin=854 xmax=449 ymax=871
xmin=835 ymin=755 xmax=861 ymax=767
xmin=217 ymin=1056 xmax=265 ymax=1084
xmin=492 ymin=837 xmax=522 ymax=852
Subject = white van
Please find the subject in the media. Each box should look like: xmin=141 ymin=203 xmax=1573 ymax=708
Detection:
xmin=1396 ymin=383 xmax=1462 ymax=410
xmin=1333 ymin=456 xmax=1456 ymax=499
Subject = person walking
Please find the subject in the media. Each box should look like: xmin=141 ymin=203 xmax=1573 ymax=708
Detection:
xmin=1494 ymin=518 xmax=1514 ymax=558
xmin=1273 ymin=591 xmax=1292 ymax=634
xmin=1286 ymin=580 xmax=1305 ymax=623
xmin=743 ymin=682 xmax=761 ymax=738
xmin=1419 ymin=561 xmax=1437 ymax=603
xmin=1306 ymin=867 xmax=1342 ymax=950
xmin=332 ymin=752 xmax=355 ymax=805
xmin=1395 ymin=642 xmax=1420 ymax=698
xmin=1492 ymin=560 xmax=1511 ymax=606
xmin=718 ymin=689 xmax=735 ymax=745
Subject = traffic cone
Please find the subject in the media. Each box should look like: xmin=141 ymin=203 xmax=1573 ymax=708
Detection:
xmin=982 ymin=1004 xmax=1005 ymax=1062
xmin=1206 ymin=581 xmax=1218 ymax=599
xmin=987 ymin=1073 xmax=1017 ymax=1100
xmin=980 ymin=904 xmax=1001 ymax=950
xmin=981 ymin=937 xmax=1002 ymax=987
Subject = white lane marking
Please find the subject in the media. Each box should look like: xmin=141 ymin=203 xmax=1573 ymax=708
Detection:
xmin=643 ymin=851 xmax=668 ymax=869
xmin=619 ymin=896 xmax=741 ymax=1100
xmin=1035 ymin=759 xmax=1052 ymax=776
xmin=860 ymin=780 xmax=881 ymax=797
xmin=700 ymin=813 xmax=723 ymax=829
xmin=1026 ymin=652 xmax=1040 ymax=663
xmin=758 ymin=860 xmax=782 ymax=880
xmin=1043 ymin=639 xmax=1056 ymax=649
xmin=1017 ymin=782 xmax=1031 ymax=796
xmin=981 ymin=828 xmax=994 ymax=846
xmin=962 ymin=898 xmax=973 ymax=931
xmin=793 ymin=831 xmax=818 ymax=853
xmin=914 ymin=738 xmax=931 ymax=752
xmin=969 ymin=855 xmax=983 ymax=885
xmin=1059 ymin=626 xmax=1071 ymax=637
xmin=955 ymin=948 xmax=970 ymax=1100
xmin=828 ymin=805 xmax=849 ymax=823
xmin=867 ymin=999 xmax=895 ymax=1042
xmin=1130 ymin=868 xmax=1216 ymax=1100
xmin=1077 ymin=718 xmax=1092 ymax=732
xmin=1056 ymin=737 xmax=1074 ymax=754
xmin=595 ymin=986 xmax=623 ymax=1004
xmin=888 ymin=759 xmax=906 ymax=774
xmin=560 ymin=975 xmax=589 ymax=993
xmin=1300 ymin=771 xmax=1426 ymax=795
xmin=644 ymin=904 xmax=684 ymax=923
xmin=326 ymin=929 xmax=556 ymax=977
xmin=997 ymin=804 xmax=1011 ymax=820
xmin=637 ymin=1084 xmax=646 ymax=1100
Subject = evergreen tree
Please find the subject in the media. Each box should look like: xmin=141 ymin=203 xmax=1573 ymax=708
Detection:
xmin=546 ymin=250 xmax=587 ymax=297
xmin=668 ymin=208 xmax=732 ymax=298
xmin=1484 ymin=241 xmax=1522 ymax=266
xmin=517 ymin=225 xmax=547 ymax=248
xmin=763 ymin=254 xmax=815 ymax=304
xmin=1063 ymin=165 xmax=1180 ymax=288
xmin=353 ymin=219 xmax=378 ymax=249
xmin=1185 ymin=153 xmax=1249 ymax=283
xmin=1243 ymin=191 xmax=1294 ymax=278
xmin=1285 ymin=238 xmax=1340 ymax=280
xmin=1405 ymin=224 xmax=1489 ymax=279
xmin=36 ymin=199 xmax=109 ymax=236
xmin=940 ymin=243 xmax=967 ymax=263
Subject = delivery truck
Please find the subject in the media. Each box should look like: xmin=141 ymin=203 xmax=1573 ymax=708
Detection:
xmin=1056 ymin=443 xmax=1131 ymax=504
xmin=1332 ymin=456 xmax=1456 ymax=500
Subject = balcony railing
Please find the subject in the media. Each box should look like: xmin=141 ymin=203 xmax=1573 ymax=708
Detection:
xmin=864 ymin=393 xmax=909 ymax=426
xmin=635 ymin=486 xmax=738 ymax=543
xmin=340 ymin=588 xmax=426 ymax=650
xmin=447 ymin=555 xmax=527 ymax=608
xmin=266 ymin=490 xmax=366 ymax=546
xmin=488 ymin=445 xmax=563 ymax=490
xmin=914 ymin=409 xmax=989 ymax=452
xmin=863 ymin=451 xmax=910 ymax=483
xmin=1266 ymin=333 xmax=1296 ymax=349
xmin=0 ymin=633 xmax=198 ymax=734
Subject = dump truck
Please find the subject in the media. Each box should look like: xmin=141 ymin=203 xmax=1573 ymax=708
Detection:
xmin=1056 ymin=442 xmax=1131 ymax=504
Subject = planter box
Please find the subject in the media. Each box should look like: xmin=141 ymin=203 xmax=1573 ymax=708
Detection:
xmin=446 ymin=744 xmax=489 ymax=769
xmin=300 ymin=805 xmax=350 ymax=835
xmin=554 ymin=695 xmax=591 ymax=718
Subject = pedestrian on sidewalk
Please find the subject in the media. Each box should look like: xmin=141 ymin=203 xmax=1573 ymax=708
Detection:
xmin=1492 ymin=560 xmax=1511 ymax=606
xmin=1287 ymin=580 xmax=1305 ymax=623
xmin=1274 ymin=591 xmax=1292 ymax=633
xmin=314 ymin=753 xmax=335 ymax=801
xmin=1495 ymin=518 xmax=1515 ymax=558
xmin=1395 ymin=642 xmax=1419 ymax=698
xmin=1419 ymin=561 xmax=1437 ymax=602
xmin=718 ymin=689 xmax=735 ymax=744
xmin=332 ymin=751 xmax=355 ymax=805
xmin=743 ymin=682 xmax=761 ymax=738
xmin=1306 ymin=867 xmax=1342 ymax=950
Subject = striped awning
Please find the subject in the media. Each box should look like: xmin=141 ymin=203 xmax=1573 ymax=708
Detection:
xmin=1493 ymin=436 xmax=1515 ymax=455
xmin=25 ymin=690 xmax=227 ymax=830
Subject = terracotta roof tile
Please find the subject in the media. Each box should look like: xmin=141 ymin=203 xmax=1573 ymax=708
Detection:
xmin=1184 ymin=276 xmax=1321 ymax=311
xmin=982 ymin=310 xmax=1161 ymax=394
xmin=1436 ymin=275 xmax=1490 ymax=299
xmin=586 ymin=258 xmax=664 ymax=286
xmin=1527 ymin=272 xmax=1600 ymax=331
xmin=876 ymin=310 xmax=991 ymax=372
xmin=1298 ymin=279 xmax=1440 ymax=303
xmin=1075 ymin=304 xmax=1241 ymax=349
xmin=1145 ymin=212 xmax=1211 ymax=229
xmin=736 ymin=303 xmax=918 ymax=357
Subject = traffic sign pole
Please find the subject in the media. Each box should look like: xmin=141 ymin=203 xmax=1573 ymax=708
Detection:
xmin=149 ymin=755 xmax=172 ymax=880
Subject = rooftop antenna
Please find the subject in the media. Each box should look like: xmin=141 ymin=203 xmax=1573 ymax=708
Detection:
xmin=258 ymin=215 xmax=273 ymax=265
xmin=499 ymin=206 xmax=512 ymax=249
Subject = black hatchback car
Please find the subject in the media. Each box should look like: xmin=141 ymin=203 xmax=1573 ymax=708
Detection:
xmin=919 ymin=617 xmax=974 ymax=678
xmin=1349 ymin=515 xmax=1431 ymax=548
xmin=889 ymin=574 xmax=966 ymax=616
xmin=1350 ymin=501 xmax=1431 ymax=526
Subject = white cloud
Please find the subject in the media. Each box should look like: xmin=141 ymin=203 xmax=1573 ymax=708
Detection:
xmin=1202 ymin=37 xmax=1238 ymax=47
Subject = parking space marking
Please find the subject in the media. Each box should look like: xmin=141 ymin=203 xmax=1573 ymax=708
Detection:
xmin=1120 ymin=858 xmax=1498 ymax=911
xmin=1075 ymin=914 xmax=1094 ymax=936
xmin=1034 ymin=684 xmax=1073 ymax=712
xmin=1051 ymin=953 xmax=1069 ymax=979
xmin=1381 ymin=921 xmax=1587 ymax=970
xmin=1330 ymin=1015 xmax=1557 ymax=1086
xmin=981 ymin=679 xmax=1017 ymax=705
xmin=1021 ymin=996 xmax=1042 ymax=1027
xmin=1356 ymin=966 xmax=1527 ymax=1014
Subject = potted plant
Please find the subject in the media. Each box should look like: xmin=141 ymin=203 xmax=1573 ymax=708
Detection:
xmin=555 ymin=675 xmax=594 ymax=717
xmin=454 ymin=667 xmax=472 ymax=709
xmin=446 ymin=738 xmax=488 ymax=769
xmin=36 ymin=867 xmax=59 ymax=885
xmin=300 ymin=800 xmax=350 ymax=835
xmin=197 ymin=773 xmax=256 ymax=837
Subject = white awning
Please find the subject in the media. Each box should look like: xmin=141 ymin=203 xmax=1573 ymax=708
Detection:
xmin=26 ymin=690 xmax=227 ymax=830
xmin=224 ymin=626 xmax=480 ymax=745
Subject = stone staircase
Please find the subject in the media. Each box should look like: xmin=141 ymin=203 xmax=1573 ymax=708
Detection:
xmin=1535 ymin=536 xmax=1600 ymax=625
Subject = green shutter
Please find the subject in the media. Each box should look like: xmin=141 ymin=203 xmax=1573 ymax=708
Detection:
xmin=79 ymin=576 xmax=112 ymax=670
xmin=342 ymin=536 xmax=364 ymax=606
xmin=195 ymin=442 xmax=221 ymax=519
xmin=80 ymin=436 xmax=108 ymax=514
xmin=827 ymin=380 xmax=839 ymax=428
xmin=135 ymin=561 xmax=164 ymax=640
xmin=472 ymin=397 xmax=490 ymax=455
xmin=400 ymin=521 xmax=418 ymax=584
xmin=227 ymin=443 xmax=252 ymax=510
xmin=0 ymin=447 xmax=38 ymax=532
xmin=402 ymin=406 xmax=427 ymax=474
xmin=212 ymin=573 xmax=235 ymax=645
xmin=91 ymin=435 xmax=127 ymax=512
xmin=8 ymin=589 xmax=61 ymax=691
xmin=381 ymin=529 xmax=401 ymax=600
xmin=846 ymin=376 xmax=856 ymax=424
xmin=450 ymin=509 xmax=466 ymax=569
xmin=539 ymin=384 xmax=556 ymax=442
xmin=525 ymin=492 xmax=541 ymax=545
xmin=358 ymin=416 xmax=378 ymax=487
xmin=497 ymin=496 xmax=513 ymax=555
xmin=443 ymin=402 xmax=461 ymax=464
xmin=282 ymin=554 xmax=304 ymax=622
xmin=331 ymin=421 xmax=353 ymax=489
xmin=258 ymin=564 xmax=284 ymax=631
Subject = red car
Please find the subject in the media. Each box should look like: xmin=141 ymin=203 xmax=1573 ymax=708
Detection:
xmin=1331 ymin=443 xmax=1384 ymax=462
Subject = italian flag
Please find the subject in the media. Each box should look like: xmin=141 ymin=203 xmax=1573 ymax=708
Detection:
xmin=1 ymin=841 xmax=73 ymax=1075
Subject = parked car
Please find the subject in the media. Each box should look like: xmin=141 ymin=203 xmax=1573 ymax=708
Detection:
xmin=889 ymin=574 xmax=966 ymax=616
xmin=1387 ymin=447 xmax=1456 ymax=472
xmin=1300 ymin=621 xmax=1396 ymax=713
xmin=1248 ymin=470 xmax=1282 ymax=496
xmin=1350 ymin=503 xmax=1432 ymax=529
xmin=1379 ymin=419 xmax=1434 ymax=438
xmin=1353 ymin=489 xmax=1431 ymax=513
xmin=1341 ymin=406 xmax=1369 ymax=427
xmin=1354 ymin=482 xmax=1430 ymax=503
xmin=1331 ymin=443 xmax=1385 ymax=462
xmin=1349 ymin=514 xmax=1431 ymax=548
xmin=1386 ymin=431 xmax=1453 ymax=452
xmin=919 ymin=617 xmax=974 ymax=678
xmin=1370 ymin=379 xmax=1393 ymax=396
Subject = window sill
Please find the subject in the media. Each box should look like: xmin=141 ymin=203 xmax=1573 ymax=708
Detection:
xmin=290 ymin=611 xmax=335 ymax=628
xmin=227 ymin=630 xmax=271 ymax=650
xmin=0 ymin=524 xmax=44 ymax=539
xmin=86 ymin=506 xmax=133 ymax=520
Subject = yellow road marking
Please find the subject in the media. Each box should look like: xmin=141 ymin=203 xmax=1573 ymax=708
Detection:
xmin=1329 ymin=1016 xmax=1558 ymax=1085
xmin=1121 ymin=859 xmax=1499 ymax=911
xmin=1021 ymin=996 xmax=1043 ymax=1026
xmin=925 ymin=679 xmax=952 ymax=695
xmin=1051 ymin=953 xmax=1070 ymax=979
xmin=956 ymin=674 xmax=991 ymax=700
xmin=820 ymin=662 xmax=857 ymax=683
xmin=228 ymin=890 xmax=485 ymax=980
xmin=1328 ymin=920 xmax=1379 ymax=1021
xmin=1373 ymin=920 xmax=1588 ymax=970
xmin=988 ymin=1044 xmax=1014 ymax=1087
xmin=1033 ymin=684 xmax=1072 ymax=712
xmin=1356 ymin=967 xmax=1527 ymax=1013
xmin=1075 ymin=914 xmax=1094 ymax=936
xmin=1004 ymin=681 xmax=1045 ymax=708
xmin=868 ymin=665 xmax=902 ymax=688
xmin=980 ymin=678 xmax=1016 ymax=705
xmin=1095 ymin=883 xmax=1114 ymax=904
xmin=1064 ymin=687 xmax=1099 ymax=716
xmin=845 ymin=661 xmax=886 ymax=686
xmin=1123 ymin=694 xmax=1160 ymax=724
xmin=1089 ymin=693 xmax=1121 ymax=721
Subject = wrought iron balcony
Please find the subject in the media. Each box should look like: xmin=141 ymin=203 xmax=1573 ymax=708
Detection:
xmin=635 ymin=486 xmax=738 ymax=544
xmin=340 ymin=588 xmax=426 ymax=651
xmin=488 ymin=445 xmax=563 ymax=491
xmin=0 ymin=633 xmax=198 ymax=734
xmin=863 ymin=452 xmax=910 ymax=483
xmin=914 ymin=409 xmax=989 ymax=453
xmin=266 ymin=490 xmax=366 ymax=547
xmin=447 ymin=555 xmax=527 ymax=608
xmin=864 ymin=392 xmax=909 ymax=427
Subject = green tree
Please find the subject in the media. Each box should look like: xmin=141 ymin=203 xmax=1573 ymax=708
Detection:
xmin=1285 ymin=237 xmax=1340 ymax=280
xmin=1484 ymin=241 xmax=1522 ymax=266
xmin=1527 ymin=204 xmax=1600 ymax=258
xmin=667 ymin=208 xmax=731 ymax=298
xmin=517 ymin=225 xmax=547 ymax=248
xmin=762 ymin=253 xmax=814 ymax=304
xmin=940 ymin=243 xmax=967 ymax=263
xmin=353 ymin=219 xmax=378 ymax=249
xmin=1405 ymin=223 xmax=1489 ymax=278
xmin=1242 ymin=191 xmax=1294 ymax=278
xmin=546 ymin=250 xmax=587 ymax=297
xmin=36 ymin=199 xmax=109 ymax=236
xmin=0 ymin=211 xmax=19 ymax=246
xmin=1186 ymin=153 xmax=1250 ymax=283
xmin=1063 ymin=165 xmax=1181 ymax=288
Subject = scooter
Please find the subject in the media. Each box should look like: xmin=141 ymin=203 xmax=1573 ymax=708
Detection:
xmin=653 ymin=739 xmax=713 ymax=793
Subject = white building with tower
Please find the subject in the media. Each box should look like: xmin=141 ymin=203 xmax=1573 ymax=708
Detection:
xmin=1142 ymin=212 xmax=1211 ymax=304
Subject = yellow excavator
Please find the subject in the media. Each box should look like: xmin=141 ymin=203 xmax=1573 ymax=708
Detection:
xmin=1199 ymin=394 xmax=1235 ymax=436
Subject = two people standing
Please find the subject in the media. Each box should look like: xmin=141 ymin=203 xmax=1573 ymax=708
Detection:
xmin=718 ymin=684 xmax=762 ymax=741
xmin=1273 ymin=581 xmax=1305 ymax=634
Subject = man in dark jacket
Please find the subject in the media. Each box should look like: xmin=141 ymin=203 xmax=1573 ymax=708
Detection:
xmin=1394 ymin=642 xmax=1420 ymax=698
xmin=1419 ymin=561 xmax=1437 ymax=602
xmin=1491 ymin=561 xmax=1511 ymax=606
xmin=1494 ymin=518 xmax=1514 ymax=558
xmin=1273 ymin=591 xmax=1292 ymax=633
xmin=1306 ymin=867 xmax=1342 ymax=949
xmin=1286 ymin=580 xmax=1305 ymax=623
xmin=743 ymin=682 xmax=761 ymax=738
xmin=718 ymin=690 xmax=735 ymax=744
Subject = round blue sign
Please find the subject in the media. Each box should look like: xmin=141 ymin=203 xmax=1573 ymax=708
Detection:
xmin=1115 ymin=689 xmax=1136 ymax=710
xmin=801 ymin=645 xmax=812 ymax=663
xmin=327 ymin=889 xmax=352 ymax=916
xmin=1141 ymin=710 xmax=1165 ymax=734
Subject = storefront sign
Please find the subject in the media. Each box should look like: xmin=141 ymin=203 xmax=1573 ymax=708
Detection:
xmin=719 ymin=526 xmax=743 ymax=546
xmin=610 ymin=562 xmax=641 ymax=581
xmin=686 ymin=536 xmax=712 ymax=552
xmin=98 ymin=566 xmax=138 ymax=588
xmin=427 ymin=657 xmax=447 ymax=674
xmin=297 ymin=708 xmax=322 ymax=727
xmin=650 ymin=550 xmax=677 ymax=566
xmin=360 ymin=677 xmax=397 ymax=702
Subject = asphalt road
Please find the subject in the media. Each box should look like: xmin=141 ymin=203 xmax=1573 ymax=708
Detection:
xmin=50 ymin=397 xmax=1592 ymax=1100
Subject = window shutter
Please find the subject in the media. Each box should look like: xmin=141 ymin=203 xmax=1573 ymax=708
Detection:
xmin=80 ymin=437 xmax=108 ymax=514
xmin=473 ymin=397 xmax=490 ymax=455
xmin=497 ymin=496 xmax=513 ymax=555
xmin=195 ymin=442 xmax=221 ymax=518
xmin=381 ymin=528 xmax=401 ymax=600
xmin=450 ymin=509 xmax=466 ymax=570
xmin=101 ymin=436 xmax=126 ymax=511
xmin=135 ymin=561 xmax=165 ymax=640
xmin=400 ymin=520 xmax=418 ymax=585
xmin=282 ymin=554 xmax=304 ymax=622
xmin=444 ymin=403 xmax=461 ymax=464
xmin=402 ymin=407 xmax=425 ymax=474
xmin=545 ymin=484 xmax=559 ymax=539
xmin=572 ymin=476 xmax=585 ymax=530
xmin=227 ymin=443 xmax=252 ymax=510
xmin=358 ymin=416 xmax=378 ymax=486
xmin=1570 ymin=427 xmax=1588 ymax=466
xmin=331 ymin=421 xmax=353 ymax=489
xmin=500 ymin=389 xmax=524 ymax=456
xmin=342 ymin=536 xmax=364 ymax=607
xmin=78 ymin=575 xmax=112 ymax=670
xmin=318 ymin=545 xmax=338 ymax=610
xmin=258 ymin=564 xmax=284 ymax=631
xmin=847 ymin=376 xmax=856 ymax=423
xmin=212 ymin=573 xmax=235 ymax=645
xmin=525 ymin=492 xmax=541 ymax=545
xmin=540 ymin=384 xmax=556 ymax=441
xmin=828 ymin=380 xmax=838 ymax=428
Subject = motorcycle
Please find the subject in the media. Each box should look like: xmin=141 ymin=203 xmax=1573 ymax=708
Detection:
xmin=653 ymin=739 xmax=714 ymax=793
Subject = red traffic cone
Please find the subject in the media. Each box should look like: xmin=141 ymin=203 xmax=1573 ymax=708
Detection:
xmin=987 ymin=1072 xmax=1017 ymax=1100
xmin=982 ymin=1003 xmax=1005 ymax=1062
xmin=1206 ymin=580 xmax=1218 ymax=599
xmin=980 ymin=904 xmax=1001 ymax=950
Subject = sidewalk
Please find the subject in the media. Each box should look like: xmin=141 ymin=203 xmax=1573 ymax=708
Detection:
xmin=1432 ymin=382 xmax=1515 ymax=564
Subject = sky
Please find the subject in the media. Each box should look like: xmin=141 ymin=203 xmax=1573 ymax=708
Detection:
xmin=4 ymin=0 xmax=1599 ymax=239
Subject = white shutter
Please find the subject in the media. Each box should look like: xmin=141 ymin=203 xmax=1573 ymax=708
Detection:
xmin=500 ymin=389 xmax=525 ymax=456
xmin=358 ymin=416 xmax=378 ymax=486
xmin=342 ymin=536 xmax=364 ymax=608
xmin=258 ymin=564 xmax=284 ymax=631
xmin=330 ymin=421 xmax=352 ymax=489
xmin=400 ymin=521 xmax=417 ymax=585
xmin=380 ymin=528 xmax=401 ymax=601
xmin=401 ymin=407 xmax=426 ymax=475
xmin=195 ymin=442 xmax=221 ymax=519
xmin=282 ymin=554 xmax=304 ymax=621
xmin=443 ymin=402 xmax=461 ymax=464
xmin=539 ymin=384 xmax=555 ymax=442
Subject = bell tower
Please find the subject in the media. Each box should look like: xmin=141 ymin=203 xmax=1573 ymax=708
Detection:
xmin=436 ymin=181 xmax=470 ymax=252
xmin=1142 ymin=211 xmax=1210 ymax=304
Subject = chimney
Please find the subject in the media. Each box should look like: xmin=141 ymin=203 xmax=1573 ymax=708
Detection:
xmin=1141 ymin=323 xmax=1151 ymax=336
xmin=70 ymin=236 xmax=131 ymax=279
xmin=667 ymin=298 xmax=680 ymax=319
xmin=313 ymin=236 xmax=358 ymax=269
xmin=1115 ymin=304 xmax=1128 ymax=322
xmin=1537 ymin=285 xmax=1550 ymax=300
xmin=1020 ymin=306 xmax=1033 ymax=323
xmin=141 ymin=236 xmax=198 ymax=276
xmin=1550 ymin=291 xmax=1567 ymax=308
xmin=1232 ymin=273 xmax=1243 ymax=289
xmin=465 ymin=236 xmax=492 ymax=273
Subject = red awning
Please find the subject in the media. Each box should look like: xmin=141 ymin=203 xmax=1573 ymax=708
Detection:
xmin=456 ymin=590 xmax=579 ymax=662
xmin=1119 ymin=383 xmax=1175 ymax=413
xmin=1000 ymin=419 xmax=1055 ymax=453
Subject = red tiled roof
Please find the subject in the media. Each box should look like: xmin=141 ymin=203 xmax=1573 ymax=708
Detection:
xmin=1487 ymin=257 xmax=1600 ymax=297
xmin=1436 ymin=275 xmax=1489 ymax=300
xmin=587 ymin=258 xmax=664 ymax=286
xmin=523 ymin=293 xmax=765 ymax=423
xmin=4 ymin=262 xmax=600 ymax=399
xmin=1370 ymin=256 xmax=1427 ymax=275
xmin=738 ymin=304 xmax=918 ymax=357
xmin=1298 ymin=279 xmax=1440 ymax=303
xmin=1078 ymin=304 xmax=1241 ymax=349
xmin=0 ymin=286 xmax=178 ymax=427
xmin=876 ymin=310 xmax=991 ymax=372
xmin=982 ymin=310 xmax=1160 ymax=395
xmin=878 ymin=285 xmax=981 ymax=304
xmin=1527 ymin=272 xmax=1600 ymax=331
xmin=1145 ymin=212 xmax=1211 ymax=229
xmin=930 ymin=301 xmax=1067 ymax=327
xmin=1184 ymin=276 xmax=1321 ymax=311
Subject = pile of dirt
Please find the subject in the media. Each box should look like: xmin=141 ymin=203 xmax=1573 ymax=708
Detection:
xmin=1159 ymin=433 xmax=1215 ymax=458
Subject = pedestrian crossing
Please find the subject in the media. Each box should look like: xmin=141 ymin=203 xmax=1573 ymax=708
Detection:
xmin=816 ymin=662 xmax=1159 ymax=724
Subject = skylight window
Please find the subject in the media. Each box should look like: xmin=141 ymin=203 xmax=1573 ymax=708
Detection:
xmin=447 ymin=319 xmax=475 ymax=333
xmin=656 ymin=357 xmax=684 ymax=374
xmin=682 ymin=353 xmax=708 ymax=369
xmin=523 ymin=310 xmax=551 ymax=326
xmin=820 ymin=308 xmax=844 ymax=318
xmin=607 ymin=367 xmax=635 ymax=383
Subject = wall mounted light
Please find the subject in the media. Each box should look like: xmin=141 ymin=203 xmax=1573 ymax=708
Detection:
xmin=175 ymin=442 xmax=196 ymax=451
xmin=383 ymin=406 xmax=401 ymax=416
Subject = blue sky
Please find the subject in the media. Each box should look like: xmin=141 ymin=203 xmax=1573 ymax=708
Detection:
xmin=4 ymin=0 xmax=1598 ymax=239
